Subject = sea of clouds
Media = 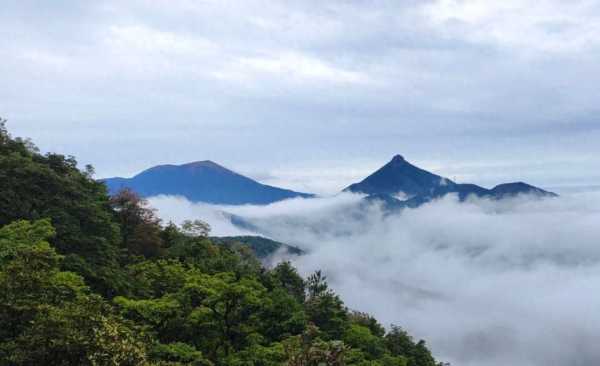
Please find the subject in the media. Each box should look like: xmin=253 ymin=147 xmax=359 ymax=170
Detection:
xmin=149 ymin=192 xmax=600 ymax=366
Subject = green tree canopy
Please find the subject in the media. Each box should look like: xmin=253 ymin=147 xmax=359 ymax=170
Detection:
xmin=0 ymin=219 xmax=148 ymax=365
xmin=0 ymin=122 xmax=443 ymax=366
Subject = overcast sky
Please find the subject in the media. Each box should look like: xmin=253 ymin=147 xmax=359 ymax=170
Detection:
xmin=2 ymin=0 xmax=600 ymax=194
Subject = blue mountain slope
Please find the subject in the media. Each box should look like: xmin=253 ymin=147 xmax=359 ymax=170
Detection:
xmin=101 ymin=161 xmax=314 ymax=205
xmin=346 ymin=155 xmax=557 ymax=209
xmin=490 ymin=182 xmax=558 ymax=199
xmin=344 ymin=155 xmax=451 ymax=196
xmin=226 ymin=155 xmax=558 ymax=233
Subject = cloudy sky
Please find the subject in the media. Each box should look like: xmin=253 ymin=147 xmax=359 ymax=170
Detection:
xmin=2 ymin=0 xmax=600 ymax=194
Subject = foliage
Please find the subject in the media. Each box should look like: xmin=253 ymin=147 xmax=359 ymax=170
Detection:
xmin=0 ymin=123 xmax=125 ymax=296
xmin=305 ymin=271 xmax=349 ymax=340
xmin=284 ymin=325 xmax=348 ymax=366
xmin=150 ymin=342 xmax=212 ymax=365
xmin=264 ymin=261 xmax=306 ymax=303
xmin=0 ymin=122 xmax=443 ymax=366
xmin=211 ymin=236 xmax=303 ymax=258
xmin=344 ymin=324 xmax=387 ymax=360
xmin=385 ymin=326 xmax=437 ymax=366
xmin=110 ymin=188 xmax=165 ymax=258
xmin=0 ymin=219 xmax=148 ymax=365
xmin=181 ymin=219 xmax=211 ymax=238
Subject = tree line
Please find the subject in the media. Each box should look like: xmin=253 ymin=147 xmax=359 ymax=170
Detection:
xmin=0 ymin=119 xmax=444 ymax=366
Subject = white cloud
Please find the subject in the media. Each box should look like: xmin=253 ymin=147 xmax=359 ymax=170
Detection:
xmin=424 ymin=0 xmax=600 ymax=53
xmin=17 ymin=49 xmax=71 ymax=71
xmin=106 ymin=24 xmax=216 ymax=55
xmin=238 ymin=52 xmax=369 ymax=84
xmin=149 ymin=192 xmax=600 ymax=366
xmin=211 ymin=51 xmax=371 ymax=86
xmin=148 ymin=195 xmax=251 ymax=236
xmin=240 ymin=159 xmax=382 ymax=195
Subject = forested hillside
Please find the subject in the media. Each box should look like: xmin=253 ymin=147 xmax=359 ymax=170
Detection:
xmin=0 ymin=120 xmax=441 ymax=366
xmin=210 ymin=236 xmax=304 ymax=258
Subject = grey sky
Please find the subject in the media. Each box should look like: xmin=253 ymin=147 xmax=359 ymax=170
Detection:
xmin=2 ymin=0 xmax=600 ymax=194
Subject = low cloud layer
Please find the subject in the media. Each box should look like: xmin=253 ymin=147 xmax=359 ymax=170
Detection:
xmin=150 ymin=192 xmax=600 ymax=366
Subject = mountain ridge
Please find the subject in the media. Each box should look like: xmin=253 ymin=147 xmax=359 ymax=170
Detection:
xmin=344 ymin=154 xmax=451 ymax=196
xmin=347 ymin=155 xmax=557 ymax=208
xmin=102 ymin=156 xmax=557 ymax=208
xmin=102 ymin=160 xmax=314 ymax=205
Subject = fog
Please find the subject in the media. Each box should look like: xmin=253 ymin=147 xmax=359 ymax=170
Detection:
xmin=149 ymin=192 xmax=600 ymax=366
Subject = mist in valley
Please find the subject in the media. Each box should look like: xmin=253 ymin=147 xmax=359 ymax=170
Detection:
xmin=151 ymin=192 xmax=600 ymax=366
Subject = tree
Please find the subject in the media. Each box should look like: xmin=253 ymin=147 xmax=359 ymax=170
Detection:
xmin=181 ymin=219 xmax=211 ymax=238
xmin=0 ymin=117 xmax=7 ymax=144
xmin=283 ymin=324 xmax=349 ymax=366
xmin=9 ymin=297 xmax=148 ymax=366
xmin=343 ymin=324 xmax=387 ymax=360
xmin=110 ymin=188 xmax=164 ymax=258
xmin=150 ymin=342 xmax=212 ymax=365
xmin=0 ymin=220 xmax=148 ymax=365
xmin=0 ymin=118 xmax=37 ymax=155
xmin=412 ymin=340 xmax=437 ymax=366
xmin=258 ymin=287 xmax=307 ymax=342
xmin=182 ymin=272 xmax=267 ymax=359
xmin=306 ymin=270 xmax=329 ymax=298
xmin=348 ymin=312 xmax=386 ymax=338
xmin=0 ymin=127 xmax=125 ymax=295
xmin=223 ymin=342 xmax=285 ymax=366
xmin=385 ymin=326 xmax=416 ymax=358
xmin=305 ymin=271 xmax=349 ymax=340
xmin=268 ymin=261 xmax=306 ymax=303
xmin=0 ymin=123 xmax=442 ymax=366
xmin=385 ymin=326 xmax=437 ymax=366
xmin=115 ymin=271 xmax=269 ymax=364
xmin=126 ymin=259 xmax=188 ymax=298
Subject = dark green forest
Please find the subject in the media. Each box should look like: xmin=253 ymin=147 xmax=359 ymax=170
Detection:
xmin=0 ymin=120 xmax=442 ymax=366
xmin=210 ymin=236 xmax=304 ymax=258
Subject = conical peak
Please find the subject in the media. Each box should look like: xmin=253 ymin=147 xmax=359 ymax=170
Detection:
xmin=390 ymin=154 xmax=406 ymax=163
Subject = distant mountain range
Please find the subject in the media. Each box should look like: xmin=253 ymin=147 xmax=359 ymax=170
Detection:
xmin=345 ymin=155 xmax=447 ymax=196
xmin=224 ymin=155 xmax=558 ymax=235
xmin=345 ymin=154 xmax=557 ymax=211
xmin=101 ymin=161 xmax=313 ymax=205
xmin=101 ymin=155 xmax=556 ymax=207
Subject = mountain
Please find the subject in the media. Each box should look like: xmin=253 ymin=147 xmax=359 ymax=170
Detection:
xmin=346 ymin=155 xmax=557 ymax=206
xmin=225 ymin=157 xmax=557 ymax=234
xmin=344 ymin=154 xmax=453 ymax=196
xmin=101 ymin=160 xmax=314 ymax=205
xmin=490 ymin=182 xmax=558 ymax=199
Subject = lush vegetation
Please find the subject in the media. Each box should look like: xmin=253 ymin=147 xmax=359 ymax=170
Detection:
xmin=0 ymin=120 xmax=443 ymax=366
xmin=210 ymin=236 xmax=304 ymax=259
